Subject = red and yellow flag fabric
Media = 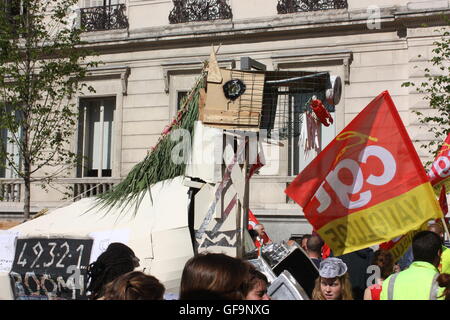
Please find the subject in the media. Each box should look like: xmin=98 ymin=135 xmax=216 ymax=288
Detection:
xmin=427 ymin=132 xmax=450 ymax=194
xmin=285 ymin=91 xmax=443 ymax=256
xmin=379 ymin=223 xmax=428 ymax=263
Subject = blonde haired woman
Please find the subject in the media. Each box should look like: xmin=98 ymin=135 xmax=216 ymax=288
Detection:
xmin=312 ymin=257 xmax=353 ymax=300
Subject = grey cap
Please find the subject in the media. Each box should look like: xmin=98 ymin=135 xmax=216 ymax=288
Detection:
xmin=319 ymin=257 xmax=348 ymax=278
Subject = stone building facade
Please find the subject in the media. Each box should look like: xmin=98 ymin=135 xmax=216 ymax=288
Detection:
xmin=1 ymin=0 xmax=449 ymax=241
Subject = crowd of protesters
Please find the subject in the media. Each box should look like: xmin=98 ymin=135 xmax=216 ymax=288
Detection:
xmin=85 ymin=221 xmax=450 ymax=300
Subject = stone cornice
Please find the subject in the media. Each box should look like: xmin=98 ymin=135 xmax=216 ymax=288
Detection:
xmin=79 ymin=7 xmax=450 ymax=53
xmin=272 ymin=50 xmax=353 ymax=83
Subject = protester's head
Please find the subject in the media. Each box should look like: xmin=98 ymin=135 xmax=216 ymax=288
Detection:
xmin=371 ymin=249 xmax=395 ymax=280
xmin=437 ymin=273 xmax=450 ymax=300
xmin=102 ymin=271 xmax=165 ymax=300
xmin=301 ymin=234 xmax=312 ymax=251
xmin=253 ymin=224 xmax=267 ymax=238
xmin=243 ymin=268 xmax=270 ymax=300
xmin=87 ymin=243 xmax=139 ymax=300
xmin=179 ymin=252 xmax=252 ymax=300
xmin=312 ymin=257 xmax=353 ymax=300
xmin=412 ymin=231 xmax=442 ymax=267
xmin=306 ymin=235 xmax=324 ymax=257
xmin=428 ymin=222 xmax=445 ymax=242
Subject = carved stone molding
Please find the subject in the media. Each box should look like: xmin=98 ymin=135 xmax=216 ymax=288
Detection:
xmin=162 ymin=58 xmax=235 ymax=93
xmin=272 ymin=50 xmax=353 ymax=84
xmin=85 ymin=65 xmax=131 ymax=95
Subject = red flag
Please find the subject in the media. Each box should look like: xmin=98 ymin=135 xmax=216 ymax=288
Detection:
xmin=248 ymin=209 xmax=259 ymax=230
xmin=248 ymin=210 xmax=271 ymax=246
xmin=285 ymin=91 xmax=442 ymax=255
xmin=382 ymin=135 xmax=450 ymax=258
xmin=439 ymin=185 xmax=448 ymax=217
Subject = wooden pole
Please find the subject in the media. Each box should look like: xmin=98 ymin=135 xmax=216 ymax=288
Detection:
xmin=236 ymin=136 xmax=249 ymax=259
xmin=441 ymin=217 xmax=450 ymax=242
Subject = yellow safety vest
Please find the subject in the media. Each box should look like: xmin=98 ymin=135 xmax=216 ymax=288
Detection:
xmin=440 ymin=246 xmax=450 ymax=274
xmin=380 ymin=261 xmax=444 ymax=300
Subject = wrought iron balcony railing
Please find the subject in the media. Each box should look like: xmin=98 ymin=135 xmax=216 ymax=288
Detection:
xmin=80 ymin=4 xmax=129 ymax=32
xmin=169 ymin=0 xmax=232 ymax=24
xmin=277 ymin=0 xmax=348 ymax=14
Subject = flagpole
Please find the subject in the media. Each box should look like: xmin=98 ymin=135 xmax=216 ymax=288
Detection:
xmin=441 ymin=217 xmax=450 ymax=242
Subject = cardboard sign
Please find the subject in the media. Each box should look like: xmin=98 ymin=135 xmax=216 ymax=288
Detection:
xmin=203 ymin=69 xmax=264 ymax=129
xmin=10 ymin=238 xmax=93 ymax=300
xmin=88 ymin=229 xmax=130 ymax=264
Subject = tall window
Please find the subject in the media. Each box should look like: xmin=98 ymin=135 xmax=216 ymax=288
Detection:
xmin=2 ymin=0 xmax=26 ymax=32
xmin=177 ymin=91 xmax=188 ymax=110
xmin=0 ymin=127 xmax=21 ymax=178
xmin=77 ymin=98 xmax=115 ymax=177
xmin=288 ymin=91 xmax=335 ymax=175
xmin=0 ymin=107 xmax=22 ymax=178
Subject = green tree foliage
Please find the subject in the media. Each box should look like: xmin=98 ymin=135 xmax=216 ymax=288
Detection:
xmin=0 ymin=0 xmax=98 ymax=219
xmin=403 ymin=28 xmax=450 ymax=164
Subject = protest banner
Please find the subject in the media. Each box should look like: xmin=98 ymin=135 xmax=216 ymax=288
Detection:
xmin=428 ymin=132 xmax=450 ymax=194
xmin=285 ymin=91 xmax=443 ymax=255
xmin=9 ymin=238 xmax=93 ymax=300
xmin=380 ymin=135 xmax=450 ymax=259
xmin=428 ymin=133 xmax=450 ymax=238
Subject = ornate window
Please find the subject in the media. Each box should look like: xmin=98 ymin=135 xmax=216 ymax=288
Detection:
xmin=169 ymin=0 xmax=232 ymax=24
xmin=80 ymin=0 xmax=128 ymax=32
xmin=277 ymin=0 xmax=348 ymax=14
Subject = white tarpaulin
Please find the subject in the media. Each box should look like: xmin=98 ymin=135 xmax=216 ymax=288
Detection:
xmin=0 ymin=176 xmax=194 ymax=299
xmin=185 ymin=121 xmax=223 ymax=184
xmin=0 ymin=231 xmax=19 ymax=273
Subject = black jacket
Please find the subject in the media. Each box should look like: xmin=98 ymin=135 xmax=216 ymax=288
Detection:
xmin=338 ymin=248 xmax=374 ymax=300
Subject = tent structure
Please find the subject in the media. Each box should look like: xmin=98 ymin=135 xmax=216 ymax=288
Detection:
xmin=0 ymin=51 xmax=338 ymax=300
xmin=0 ymin=176 xmax=193 ymax=299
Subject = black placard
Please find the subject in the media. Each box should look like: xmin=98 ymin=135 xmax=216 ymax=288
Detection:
xmin=9 ymin=238 xmax=93 ymax=300
xmin=272 ymin=248 xmax=319 ymax=298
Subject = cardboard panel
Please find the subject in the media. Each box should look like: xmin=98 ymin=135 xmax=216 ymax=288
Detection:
xmin=204 ymin=69 xmax=264 ymax=129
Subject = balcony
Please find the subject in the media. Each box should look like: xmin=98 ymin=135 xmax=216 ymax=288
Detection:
xmin=277 ymin=0 xmax=348 ymax=14
xmin=169 ymin=0 xmax=232 ymax=24
xmin=80 ymin=4 xmax=129 ymax=32
xmin=0 ymin=178 xmax=121 ymax=210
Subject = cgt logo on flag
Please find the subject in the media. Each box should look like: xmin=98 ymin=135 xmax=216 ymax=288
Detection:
xmin=285 ymin=91 xmax=443 ymax=256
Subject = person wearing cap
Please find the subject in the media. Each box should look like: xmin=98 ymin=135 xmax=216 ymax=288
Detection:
xmin=380 ymin=231 xmax=445 ymax=300
xmin=311 ymin=257 xmax=353 ymax=300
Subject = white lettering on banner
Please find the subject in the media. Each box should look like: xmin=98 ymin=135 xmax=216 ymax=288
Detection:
xmin=360 ymin=146 xmax=396 ymax=186
xmin=315 ymin=145 xmax=397 ymax=213
xmin=326 ymin=158 xmax=371 ymax=209
xmin=434 ymin=152 xmax=450 ymax=178
xmin=316 ymin=182 xmax=332 ymax=213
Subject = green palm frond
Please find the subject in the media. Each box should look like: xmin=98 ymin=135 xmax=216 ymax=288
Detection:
xmin=92 ymin=70 xmax=207 ymax=216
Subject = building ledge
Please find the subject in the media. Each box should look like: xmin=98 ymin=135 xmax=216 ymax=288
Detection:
xmin=80 ymin=5 xmax=450 ymax=52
